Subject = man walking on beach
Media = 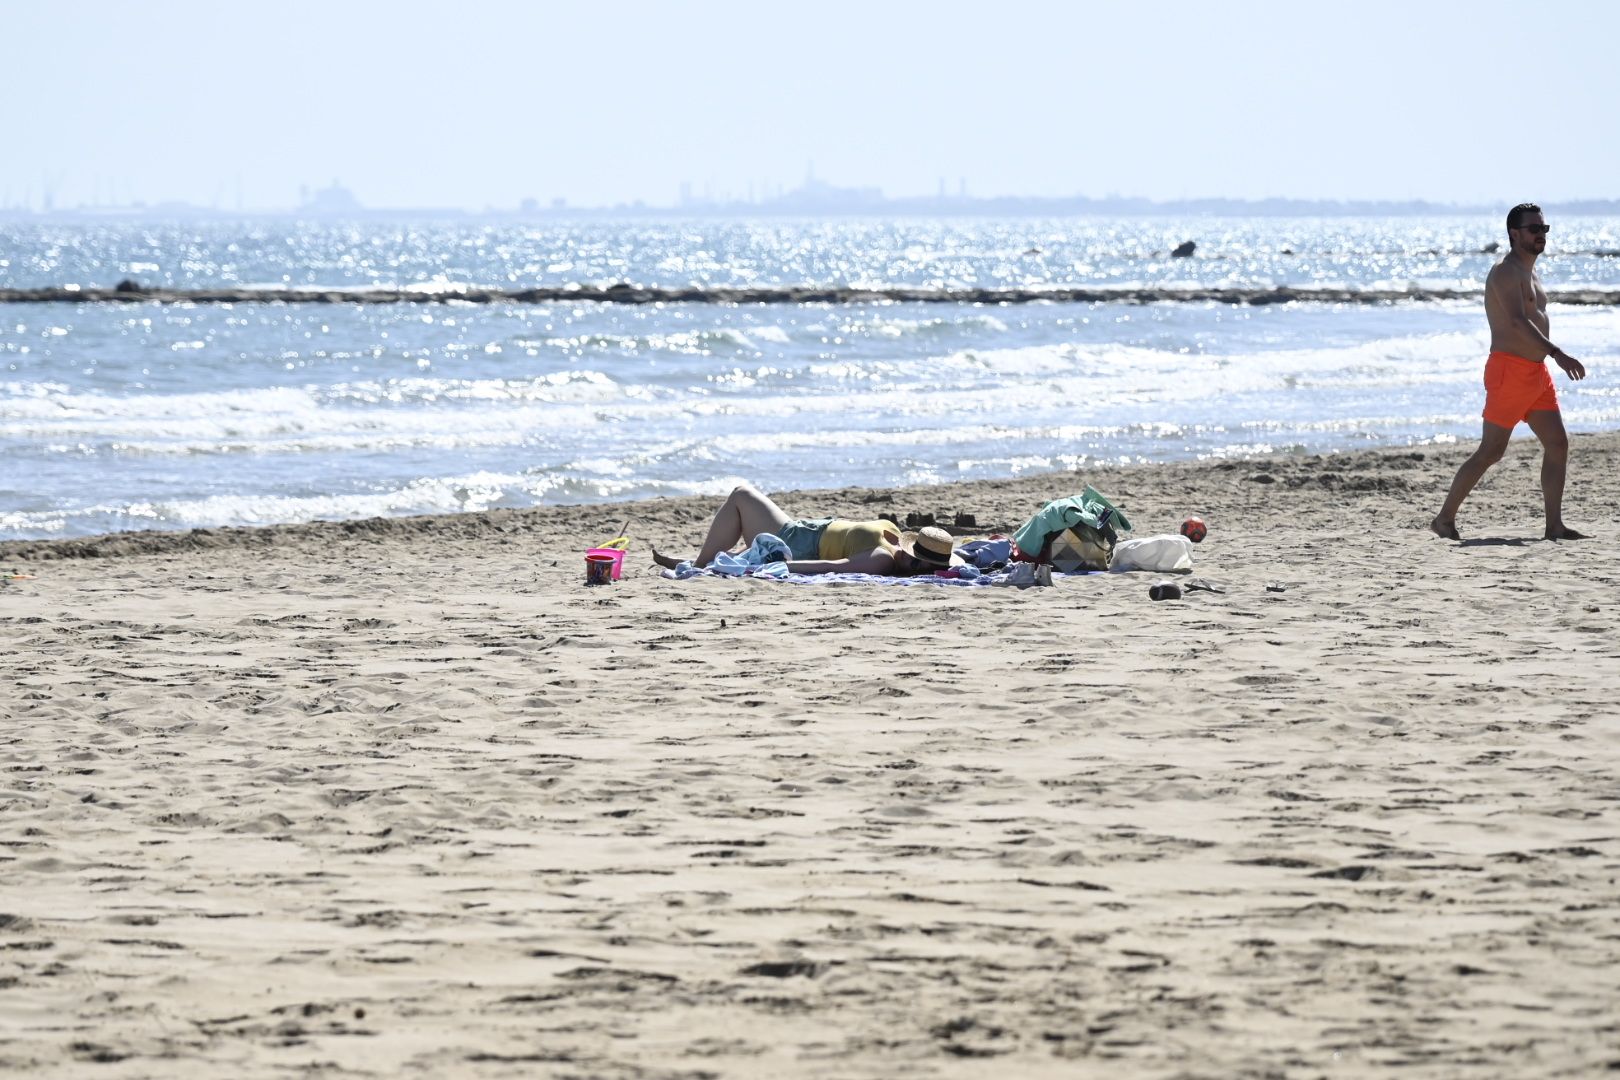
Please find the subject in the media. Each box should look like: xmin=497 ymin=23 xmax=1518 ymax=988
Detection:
xmin=1431 ymin=203 xmax=1588 ymax=541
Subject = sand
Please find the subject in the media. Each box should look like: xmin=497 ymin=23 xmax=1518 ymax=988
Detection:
xmin=2 ymin=434 xmax=1618 ymax=1078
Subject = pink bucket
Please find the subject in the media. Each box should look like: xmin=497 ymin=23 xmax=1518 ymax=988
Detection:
xmin=585 ymin=546 xmax=626 ymax=581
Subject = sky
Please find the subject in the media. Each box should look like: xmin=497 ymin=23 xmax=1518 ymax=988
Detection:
xmin=6 ymin=0 xmax=1619 ymax=211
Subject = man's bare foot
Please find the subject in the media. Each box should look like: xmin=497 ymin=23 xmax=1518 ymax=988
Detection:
xmin=1544 ymin=526 xmax=1590 ymax=540
xmin=1430 ymin=515 xmax=1461 ymax=540
xmin=651 ymin=547 xmax=684 ymax=570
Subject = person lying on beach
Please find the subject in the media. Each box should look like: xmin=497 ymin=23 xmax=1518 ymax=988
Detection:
xmin=652 ymin=482 xmax=955 ymax=576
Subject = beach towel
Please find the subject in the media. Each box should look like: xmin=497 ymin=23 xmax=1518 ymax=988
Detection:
xmin=660 ymin=564 xmax=1092 ymax=587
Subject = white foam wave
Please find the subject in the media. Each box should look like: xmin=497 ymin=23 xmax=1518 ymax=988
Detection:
xmin=840 ymin=313 xmax=1010 ymax=339
xmin=322 ymin=371 xmax=626 ymax=406
xmin=1 ymin=469 xmax=744 ymax=537
xmin=0 ymin=375 xmax=639 ymax=452
xmin=0 ymin=330 xmax=1556 ymax=458
xmin=535 ymin=327 xmax=766 ymax=354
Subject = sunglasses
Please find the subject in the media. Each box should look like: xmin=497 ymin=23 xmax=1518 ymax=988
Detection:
xmin=1514 ymin=224 xmax=1551 ymax=235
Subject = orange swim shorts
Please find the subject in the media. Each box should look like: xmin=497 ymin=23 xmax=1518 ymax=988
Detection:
xmin=1482 ymin=350 xmax=1559 ymax=429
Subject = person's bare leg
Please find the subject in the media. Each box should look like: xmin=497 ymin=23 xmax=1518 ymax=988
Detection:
xmin=1525 ymin=409 xmax=1587 ymax=539
xmin=1432 ymin=420 xmax=1513 ymax=540
xmin=652 ymin=483 xmax=793 ymax=568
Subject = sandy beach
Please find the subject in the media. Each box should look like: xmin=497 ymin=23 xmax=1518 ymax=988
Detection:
xmin=2 ymin=433 xmax=1618 ymax=1078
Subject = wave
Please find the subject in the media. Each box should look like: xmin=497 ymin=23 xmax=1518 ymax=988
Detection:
xmin=521 ymin=327 xmax=771 ymax=354
xmin=0 ymin=468 xmax=737 ymax=538
xmin=0 ymin=328 xmax=1521 ymax=457
xmin=835 ymin=313 xmax=1011 ymax=339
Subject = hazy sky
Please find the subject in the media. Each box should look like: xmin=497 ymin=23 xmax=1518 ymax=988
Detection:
xmin=7 ymin=0 xmax=1618 ymax=211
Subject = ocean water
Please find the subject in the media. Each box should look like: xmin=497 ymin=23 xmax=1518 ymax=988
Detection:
xmin=3 ymin=216 xmax=1619 ymax=540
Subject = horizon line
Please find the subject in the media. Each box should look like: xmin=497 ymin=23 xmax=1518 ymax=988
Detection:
xmin=5 ymin=190 xmax=1620 ymax=220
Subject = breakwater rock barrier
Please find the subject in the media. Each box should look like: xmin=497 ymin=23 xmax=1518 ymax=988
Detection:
xmin=4 ymin=283 xmax=1620 ymax=306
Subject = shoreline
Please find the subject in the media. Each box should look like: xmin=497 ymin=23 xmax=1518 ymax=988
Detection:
xmin=0 ymin=438 xmax=1481 ymax=560
xmin=2 ymin=433 xmax=1616 ymax=1075
xmin=2 ymin=432 xmax=1613 ymax=561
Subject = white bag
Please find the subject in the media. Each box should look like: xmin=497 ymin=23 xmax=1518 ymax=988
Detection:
xmin=1109 ymin=534 xmax=1193 ymax=573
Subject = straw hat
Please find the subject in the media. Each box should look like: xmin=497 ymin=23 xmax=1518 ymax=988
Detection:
xmin=898 ymin=526 xmax=958 ymax=570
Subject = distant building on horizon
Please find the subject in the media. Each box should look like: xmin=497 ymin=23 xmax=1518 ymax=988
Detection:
xmin=766 ymin=176 xmax=885 ymax=213
xmin=291 ymin=180 xmax=466 ymax=219
xmin=299 ymin=180 xmax=364 ymax=216
xmin=3 ymin=177 xmax=1618 ymax=221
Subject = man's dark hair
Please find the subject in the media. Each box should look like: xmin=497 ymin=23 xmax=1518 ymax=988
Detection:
xmin=1507 ymin=202 xmax=1542 ymax=235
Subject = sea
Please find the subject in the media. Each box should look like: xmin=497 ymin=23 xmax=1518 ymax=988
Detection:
xmin=3 ymin=216 xmax=1619 ymax=541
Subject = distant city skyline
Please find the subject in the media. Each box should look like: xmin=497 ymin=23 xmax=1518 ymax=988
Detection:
xmin=6 ymin=1 xmax=1619 ymax=212
xmin=10 ymin=163 xmax=1620 ymax=220
xmin=7 ymin=173 xmax=1620 ymax=221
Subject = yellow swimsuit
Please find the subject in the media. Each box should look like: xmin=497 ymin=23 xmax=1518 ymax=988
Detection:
xmin=818 ymin=519 xmax=900 ymax=559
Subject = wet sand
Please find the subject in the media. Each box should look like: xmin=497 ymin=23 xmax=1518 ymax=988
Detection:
xmin=2 ymin=434 xmax=1618 ymax=1077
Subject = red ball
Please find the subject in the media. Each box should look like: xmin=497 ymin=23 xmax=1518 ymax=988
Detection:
xmin=1180 ymin=516 xmax=1207 ymax=543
